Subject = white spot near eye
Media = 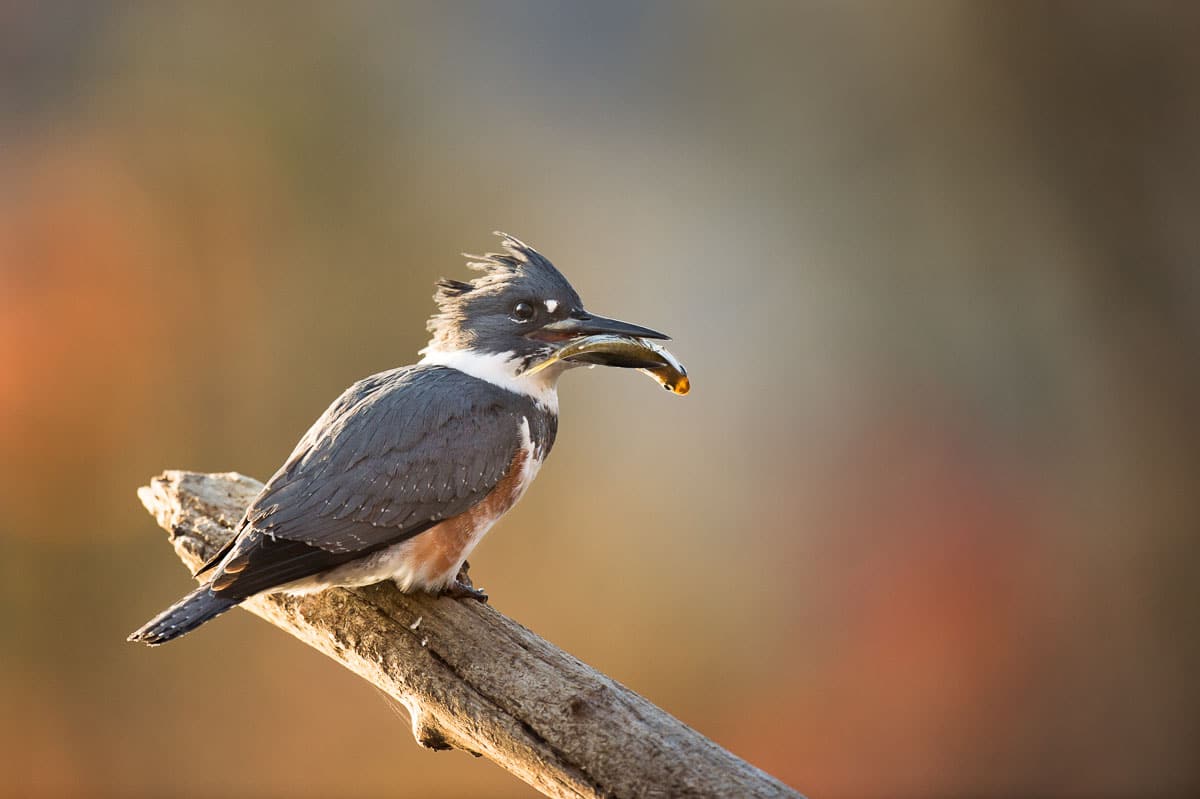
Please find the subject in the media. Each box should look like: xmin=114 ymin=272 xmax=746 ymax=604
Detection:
xmin=545 ymin=299 xmax=558 ymax=313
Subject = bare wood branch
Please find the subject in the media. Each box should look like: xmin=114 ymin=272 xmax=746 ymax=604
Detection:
xmin=136 ymin=471 xmax=804 ymax=799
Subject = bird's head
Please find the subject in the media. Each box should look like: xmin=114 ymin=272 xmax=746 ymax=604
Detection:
xmin=420 ymin=234 xmax=668 ymax=400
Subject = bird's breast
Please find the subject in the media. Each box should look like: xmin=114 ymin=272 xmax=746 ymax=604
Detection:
xmin=384 ymin=416 xmax=544 ymax=592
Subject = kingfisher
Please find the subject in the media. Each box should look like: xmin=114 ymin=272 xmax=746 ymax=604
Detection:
xmin=130 ymin=233 xmax=668 ymax=645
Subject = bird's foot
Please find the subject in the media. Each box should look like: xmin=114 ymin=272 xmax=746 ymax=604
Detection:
xmin=442 ymin=560 xmax=488 ymax=602
xmin=442 ymin=579 xmax=488 ymax=603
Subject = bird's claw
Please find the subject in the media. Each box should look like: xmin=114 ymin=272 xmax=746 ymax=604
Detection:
xmin=442 ymin=580 xmax=489 ymax=603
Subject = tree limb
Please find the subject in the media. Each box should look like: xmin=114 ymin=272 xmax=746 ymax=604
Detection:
xmin=136 ymin=471 xmax=804 ymax=799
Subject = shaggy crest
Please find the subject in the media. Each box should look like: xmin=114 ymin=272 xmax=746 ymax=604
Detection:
xmin=424 ymin=232 xmax=580 ymax=351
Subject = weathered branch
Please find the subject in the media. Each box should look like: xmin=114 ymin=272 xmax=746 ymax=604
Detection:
xmin=137 ymin=471 xmax=803 ymax=799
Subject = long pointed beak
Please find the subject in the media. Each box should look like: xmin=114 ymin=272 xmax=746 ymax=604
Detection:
xmin=530 ymin=311 xmax=670 ymax=343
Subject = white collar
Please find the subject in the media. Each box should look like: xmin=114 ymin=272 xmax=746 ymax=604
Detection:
xmin=418 ymin=346 xmax=560 ymax=413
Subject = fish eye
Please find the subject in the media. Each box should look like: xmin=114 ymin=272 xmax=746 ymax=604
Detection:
xmin=510 ymin=301 xmax=535 ymax=323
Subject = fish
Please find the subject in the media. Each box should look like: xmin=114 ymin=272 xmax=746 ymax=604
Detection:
xmin=526 ymin=334 xmax=690 ymax=395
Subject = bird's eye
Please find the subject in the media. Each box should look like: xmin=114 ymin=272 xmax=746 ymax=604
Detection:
xmin=510 ymin=302 xmax=535 ymax=323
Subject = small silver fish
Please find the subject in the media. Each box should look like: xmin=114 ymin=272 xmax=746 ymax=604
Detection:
xmin=526 ymin=334 xmax=690 ymax=395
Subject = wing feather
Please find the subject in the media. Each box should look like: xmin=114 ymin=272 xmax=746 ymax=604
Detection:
xmin=207 ymin=365 xmax=532 ymax=598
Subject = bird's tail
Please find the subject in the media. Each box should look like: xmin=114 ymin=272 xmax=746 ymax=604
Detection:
xmin=128 ymin=585 xmax=239 ymax=646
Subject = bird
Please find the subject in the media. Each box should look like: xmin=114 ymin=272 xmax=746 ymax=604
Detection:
xmin=129 ymin=233 xmax=669 ymax=645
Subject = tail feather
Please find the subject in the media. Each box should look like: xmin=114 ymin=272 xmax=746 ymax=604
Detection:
xmin=128 ymin=585 xmax=239 ymax=646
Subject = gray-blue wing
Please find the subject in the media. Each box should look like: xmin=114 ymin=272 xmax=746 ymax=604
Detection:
xmin=206 ymin=365 xmax=526 ymax=599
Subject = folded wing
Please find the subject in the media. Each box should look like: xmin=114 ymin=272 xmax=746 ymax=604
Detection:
xmin=204 ymin=366 xmax=526 ymax=599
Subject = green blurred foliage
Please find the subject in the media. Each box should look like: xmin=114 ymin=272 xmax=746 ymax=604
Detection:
xmin=2 ymin=2 xmax=1198 ymax=797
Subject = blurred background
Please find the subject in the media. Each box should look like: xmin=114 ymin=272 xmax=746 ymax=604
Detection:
xmin=2 ymin=2 xmax=1199 ymax=797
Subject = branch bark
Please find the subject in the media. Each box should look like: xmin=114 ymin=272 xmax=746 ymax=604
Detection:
xmin=137 ymin=470 xmax=804 ymax=799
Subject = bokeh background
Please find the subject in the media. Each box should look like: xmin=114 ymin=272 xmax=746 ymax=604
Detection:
xmin=3 ymin=2 xmax=1199 ymax=797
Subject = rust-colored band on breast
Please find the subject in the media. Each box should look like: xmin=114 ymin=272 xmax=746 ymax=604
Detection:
xmin=404 ymin=447 xmax=530 ymax=580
